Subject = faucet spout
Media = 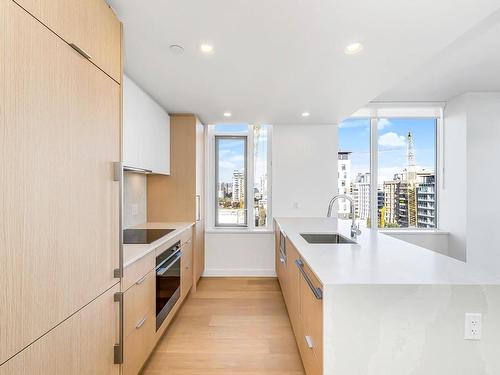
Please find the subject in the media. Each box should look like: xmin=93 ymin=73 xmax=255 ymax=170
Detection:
xmin=326 ymin=194 xmax=361 ymax=239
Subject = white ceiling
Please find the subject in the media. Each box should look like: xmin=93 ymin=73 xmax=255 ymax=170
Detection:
xmin=108 ymin=0 xmax=500 ymax=124
xmin=377 ymin=8 xmax=500 ymax=102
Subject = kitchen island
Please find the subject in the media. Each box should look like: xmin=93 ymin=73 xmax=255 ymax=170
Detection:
xmin=275 ymin=217 xmax=500 ymax=375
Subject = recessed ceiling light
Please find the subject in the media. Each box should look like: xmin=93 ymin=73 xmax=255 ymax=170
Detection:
xmin=200 ymin=44 xmax=214 ymax=54
xmin=302 ymin=112 xmax=310 ymax=117
xmin=169 ymin=44 xmax=184 ymax=55
xmin=344 ymin=42 xmax=363 ymax=55
xmin=223 ymin=112 xmax=232 ymax=117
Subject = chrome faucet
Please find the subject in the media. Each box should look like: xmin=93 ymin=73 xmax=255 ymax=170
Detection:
xmin=326 ymin=194 xmax=361 ymax=239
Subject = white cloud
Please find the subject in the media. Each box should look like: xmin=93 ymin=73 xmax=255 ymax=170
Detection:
xmin=378 ymin=132 xmax=406 ymax=148
xmin=377 ymin=118 xmax=391 ymax=130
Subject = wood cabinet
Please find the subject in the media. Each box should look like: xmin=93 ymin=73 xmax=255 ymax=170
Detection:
xmin=0 ymin=0 xmax=121 ymax=364
xmin=12 ymin=0 xmax=121 ymax=82
xmin=123 ymin=271 xmax=155 ymax=375
xmin=181 ymin=234 xmax=194 ymax=298
xmin=148 ymin=114 xmax=205 ymax=291
xmin=0 ymin=284 xmax=120 ymax=375
xmin=275 ymin=222 xmax=288 ymax=302
xmin=297 ymin=259 xmax=323 ymax=375
xmin=123 ymin=75 xmax=170 ymax=174
xmin=275 ymin=230 xmax=323 ymax=375
xmin=285 ymin=239 xmax=302 ymax=338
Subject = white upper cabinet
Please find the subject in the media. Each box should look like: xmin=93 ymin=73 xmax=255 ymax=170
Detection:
xmin=123 ymin=75 xmax=170 ymax=175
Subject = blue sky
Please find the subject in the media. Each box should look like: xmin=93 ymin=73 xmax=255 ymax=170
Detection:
xmin=215 ymin=124 xmax=268 ymax=183
xmin=339 ymin=118 xmax=436 ymax=182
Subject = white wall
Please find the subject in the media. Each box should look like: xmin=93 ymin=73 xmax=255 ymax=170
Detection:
xmin=383 ymin=232 xmax=449 ymax=256
xmin=123 ymin=172 xmax=147 ymax=228
xmin=204 ymin=124 xmax=337 ymax=276
xmin=204 ymin=232 xmax=275 ymax=276
xmin=272 ymin=124 xmax=338 ymax=217
xmin=441 ymin=92 xmax=500 ymax=270
xmin=465 ymin=93 xmax=500 ymax=272
xmin=440 ymin=96 xmax=468 ymax=261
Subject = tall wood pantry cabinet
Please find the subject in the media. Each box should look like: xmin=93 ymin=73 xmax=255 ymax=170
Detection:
xmin=148 ymin=114 xmax=206 ymax=290
xmin=0 ymin=0 xmax=122 ymax=373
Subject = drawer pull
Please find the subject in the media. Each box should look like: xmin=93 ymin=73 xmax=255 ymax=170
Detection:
xmin=135 ymin=316 xmax=147 ymax=329
xmin=279 ymin=249 xmax=286 ymax=264
xmin=295 ymin=259 xmax=323 ymax=300
xmin=305 ymin=335 xmax=314 ymax=349
xmin=69 ymin=43 xmax=92 ymax=60
xmin=135 ymin=275 xmax=147 ymax=285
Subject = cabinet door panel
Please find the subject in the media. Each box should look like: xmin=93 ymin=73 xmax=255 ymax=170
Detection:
xmin=194 ymin=220 xmax=205 ymax=286
xmin=13 ymin=0 xmax=121 ymax=82
xmin=0 ymin=285 xmax=120 ymax=375
xmin=0 ymin=0 xmax=120 ymax=363
xmin=181 ymin=237 xmax=194 ymax=298
xmin=299 ymin=261 xmax=323 ymax=375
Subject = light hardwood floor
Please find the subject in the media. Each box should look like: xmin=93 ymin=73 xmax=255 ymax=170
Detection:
xmin=141 ymin=277 xmax=305 ymax=375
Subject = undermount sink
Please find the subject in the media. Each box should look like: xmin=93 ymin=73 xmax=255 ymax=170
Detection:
xmin=300 ymin=233 xmax=356 ymax=244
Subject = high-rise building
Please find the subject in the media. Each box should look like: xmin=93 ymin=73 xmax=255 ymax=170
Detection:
xmin=337 ymin=152 xmax=352 ymax=218
xmin=417 ymin=174 xmax=436 ymax=228
xmin=383 ymin=179 xmax=399 ymax=225
xmin=352 ymin=172 xmax=370 ymax=220
xmin=232 ymin=170 xmax=245 ymax=204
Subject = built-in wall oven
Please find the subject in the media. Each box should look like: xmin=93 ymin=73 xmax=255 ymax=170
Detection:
xmin=155 ymin=241 xmax=182 ymax=330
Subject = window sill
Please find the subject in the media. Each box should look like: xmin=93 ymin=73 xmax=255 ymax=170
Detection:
xmin=379 ymin=229 xmax=449 ymax=235
xmin=205 ymin=228 xmax=274 ymax=235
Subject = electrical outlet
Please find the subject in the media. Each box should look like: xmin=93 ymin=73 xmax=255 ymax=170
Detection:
xmin=131 ymin=204 xmax=139 ymax=216
xmin=464 ymin=313 xmax=482 ymax=340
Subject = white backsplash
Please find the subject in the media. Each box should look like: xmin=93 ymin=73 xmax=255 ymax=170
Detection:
xmin=123 ymin=172 xmax=147 ymax=228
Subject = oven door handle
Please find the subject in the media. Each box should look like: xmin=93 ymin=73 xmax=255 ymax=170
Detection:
xmin=155 ymin=248 xmax=181 ymax=270
xmin=156 ymin=251 xmax=182 ymax=276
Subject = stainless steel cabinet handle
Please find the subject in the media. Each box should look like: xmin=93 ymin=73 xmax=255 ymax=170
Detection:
xmin=135 ymin=275 xmax=147 ymax=285
xmin=305 ymin=335 xmax=314 ymax=349
xmin=113 ymin=292 xmax=124 ymax=364
xmin=279 ymin=249 xmax=286 ymax=264
xmin=295 ymin=259 xmax=323 ymax=300
xmin=113 ymin=161 xmax=123 ymax=279
xmin=196 ymin=195 xmax=201 ymax=221
xmin=135 ymin=316 xmax=147 ymax=329
xmin=69 ymin=43 xmax=92 ymax=60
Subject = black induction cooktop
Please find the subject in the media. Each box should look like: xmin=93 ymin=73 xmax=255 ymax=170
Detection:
xmin=123 ymin=228 xmax=175 ymax=244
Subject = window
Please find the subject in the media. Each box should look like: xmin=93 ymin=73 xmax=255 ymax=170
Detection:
xmin=338 ymin=110 xmax=439 ymax=230
xmin=377 ymin=118 xmax=437 ymax=229
xmin=215 ymin=136 xmax=247 ymax=226
xmin=338 ymin=118 xmax=371 ymax=227
xmin=210 ymin=124 xmax=272 ymax=230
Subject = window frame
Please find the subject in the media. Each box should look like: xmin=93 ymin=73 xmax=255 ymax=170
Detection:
xmin=344 ymin=107 xmax=442 ymax=231
xmin=214 ymin=135 xmax=248 ymax=228
xmin=207 ymin=124 xmax=273 ymax=232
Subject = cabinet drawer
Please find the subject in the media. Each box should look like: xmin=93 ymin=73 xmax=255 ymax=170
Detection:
xmin=123 ymin=309 xmax=155 ymax=375
xmin=124 ymin=270 xmax=155 ymax=339
xmin=179 ymin=227 xmax=193 ymax=245
xmin=13 ymin=0 xmax=121 ymax=82
xmin=123 ymin=251 xmax=155 ymax=291
xmin=298 ymin=259 xmax=323 ymax=375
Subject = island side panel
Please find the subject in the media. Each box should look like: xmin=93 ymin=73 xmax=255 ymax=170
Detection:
xmin=323 ymin=284 xmax=500 ymax=375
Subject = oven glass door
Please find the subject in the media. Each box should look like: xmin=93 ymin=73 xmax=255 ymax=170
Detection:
xmin=156 ymin=250 xmax=181 ymax=330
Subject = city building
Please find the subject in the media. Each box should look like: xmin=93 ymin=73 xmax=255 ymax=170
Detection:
xmin=337 ymin=152 xmax=352 ymax=218
xmin=232 ymin=170 xmax=245 ymax=204
xmin=417 ymin=174 xmax=436 ymax=228
xmin=352 ymin=172 xmax=371 ymax=220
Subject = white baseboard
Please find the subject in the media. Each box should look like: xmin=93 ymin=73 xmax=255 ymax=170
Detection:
xmin=202 ymin=268 xmax=276 ymax=277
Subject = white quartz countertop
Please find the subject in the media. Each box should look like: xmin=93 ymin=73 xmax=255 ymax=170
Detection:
xmin=123 ymin=222 xmax=194 ymax=267
xmin=275 ymin=217 xmax=500 ymax=286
